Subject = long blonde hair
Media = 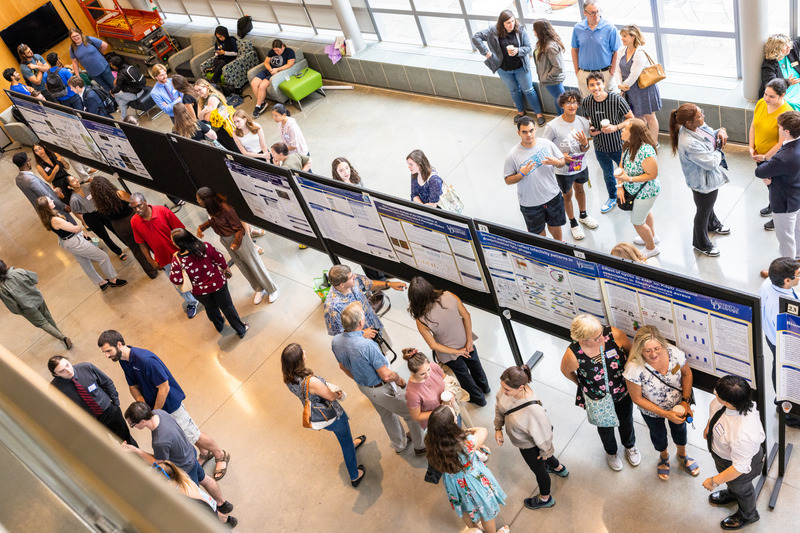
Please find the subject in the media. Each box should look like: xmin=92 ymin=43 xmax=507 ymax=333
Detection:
xmin=627 ymin=325 xmax=669 ymax=369
xmin=194 ymin=79 xmax=226 ymax=110
xmin=233 ymin=109 xmax=260 ymax=137
xmin=610 ymin=242 xmax=647 ymax=263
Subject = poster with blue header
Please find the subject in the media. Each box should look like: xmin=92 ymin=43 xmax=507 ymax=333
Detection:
xmin=777 ymin=311 xmax=800 ymax=403
xmin=80 ymin=117 xmax=152 ymax=180
xmin=8 ymin=95 xmax=60 ymax=145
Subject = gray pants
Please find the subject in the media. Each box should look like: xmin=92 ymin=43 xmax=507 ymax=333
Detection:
xmin=773 ymin=210 xmax=800 ymax=259
xmin=219 ymin=233 xmax=277 ymax=294
xmin=58 ymin=234 xmax=117 ymax=285
xmin=357 ymin=382 xmax=425 ymax=451
xmin=22 ymin=301 xmax=65 ymax=340
xmin=711 ymin=448 xmax=764 ymax=520
xmin=114 ymin=89 xmax=144 ymax=118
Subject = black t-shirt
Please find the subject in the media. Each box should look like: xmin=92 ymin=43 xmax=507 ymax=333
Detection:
xmin=499 ymin=33 xmax=523 ymax=72
xmin=267 ymin=48 xmax=296 ymax=69
xmin=191 ymin=121 xmax=211 ymax=141
xmin=182 ymin=94 xmax=198 ymax=117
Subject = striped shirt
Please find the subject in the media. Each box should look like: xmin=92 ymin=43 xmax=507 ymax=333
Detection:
xmin=580 ymin=93 xmax=631 ymax=153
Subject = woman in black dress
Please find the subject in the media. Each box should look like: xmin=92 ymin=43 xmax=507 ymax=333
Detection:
xmin=33 ymin=143 xmax=73 ymax=203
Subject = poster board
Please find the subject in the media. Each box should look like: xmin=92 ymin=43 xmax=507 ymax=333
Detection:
xmin=78 ymin=113 xmax=152 ymax=180
xmin=777 ymin=296 xmax=800 ymax=416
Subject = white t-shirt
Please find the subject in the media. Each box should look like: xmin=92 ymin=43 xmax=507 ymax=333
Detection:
xmin=541 ymin=115 xmax=592 ymax=175
xmin=708 ymin=398 xmax=765 ymax=474
xmin=503 ymin=139 xmax=562 ymax=207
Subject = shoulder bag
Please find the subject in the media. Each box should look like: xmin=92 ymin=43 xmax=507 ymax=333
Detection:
xmin=616 ymin=150 xmax=644 ymax=212
xmin=437 ymin=176 xmax=464 ymax=214
xmin=637 ymin=50 xmax=666 ymax=89
xmin=584 ymin=345 xmax=620 ymax=427
xmin=302 ymin=376 xmax=338 ymax=430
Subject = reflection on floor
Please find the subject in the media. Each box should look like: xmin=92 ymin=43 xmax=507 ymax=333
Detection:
xmin=0 ymin=83 xmax=797 ymax=531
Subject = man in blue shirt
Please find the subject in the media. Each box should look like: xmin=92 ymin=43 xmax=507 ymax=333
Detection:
xmin=332 ymin=302 xmax=425 ymax=455
xmin=571 ymin=0 xmax=622 ymax=97
xmin=759 ymin=257 xmax=800 ymax=390
xmin=3 ymin=68 xmax=44 ymax=100
xmin=97 ymin=329 xmax=232 ymax=480
xmin=43 ymin=53 xmax=82 ymax=110
xmin=17 ymin=43 xmax=49 ymax=93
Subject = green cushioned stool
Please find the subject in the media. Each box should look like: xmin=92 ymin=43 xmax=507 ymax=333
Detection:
xmin=279 ymin=68 xmax=326 ymax=110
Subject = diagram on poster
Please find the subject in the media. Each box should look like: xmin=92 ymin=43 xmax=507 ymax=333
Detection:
xmin=477 ymin=229 xmax=607 ymax=327
xmin=80 ymin=117 xmax=152 ymax=179
xmin=8 ymin=95 xmax=61 ymax=145
xmin=372 ymin=199 xmax=487 ymax=292
xmin=225 ymin=159 xmax=315 ymax=237
xmin=599 ymin=265 xmax=754 ymax=383
xmin=41 ymin=106 xmax=105 ymax=162
xmin=777 ymin=313 xmax=800 ymax=404
xmin=294 ymin=176 xmax=398 ymax=262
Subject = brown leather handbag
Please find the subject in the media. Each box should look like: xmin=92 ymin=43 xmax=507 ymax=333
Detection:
xmin=637 ymin=50 xmax=666 ymax=88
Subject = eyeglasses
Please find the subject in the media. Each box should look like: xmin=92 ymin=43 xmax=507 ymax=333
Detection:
xmin=151 ymin=462 xmax=171 ymax=480
xmin=585 ymin=9 xmax=600 ymax=16
xmin=128 ymin=420 xmax=138 ymax=428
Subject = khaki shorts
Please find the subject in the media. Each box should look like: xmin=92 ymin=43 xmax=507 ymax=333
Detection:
xmin=170 ymin=403 xmax=201 ymax=444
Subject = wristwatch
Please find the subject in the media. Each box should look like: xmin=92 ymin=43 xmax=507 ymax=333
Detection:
xmin=682 ymin=397 xmax=691 ymax=404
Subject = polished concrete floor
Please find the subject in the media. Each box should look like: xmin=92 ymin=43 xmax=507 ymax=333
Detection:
xmin=1 ymin=82 xmax=799 ymax=532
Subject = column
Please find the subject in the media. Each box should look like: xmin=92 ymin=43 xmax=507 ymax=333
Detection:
xmin=738 ymin=0 xmax=767 ymax=100
xmin=331 ymin=0 xmax=366 ymax=54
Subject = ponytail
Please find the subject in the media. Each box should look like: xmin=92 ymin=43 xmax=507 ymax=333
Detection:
xmin=670 ymin=103 xmax=698 ymax=156
xmin=500 ymin=364 xmax=532 ymax=388
xmin=402 ymin=348 xmax=429 ymax=374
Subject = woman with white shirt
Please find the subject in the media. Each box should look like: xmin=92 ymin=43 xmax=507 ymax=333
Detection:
xmin=702 ymin=375 xmax=765 ymax=530
xmin=271 ymin=103 xmax=309 ymax=155
xmin=232 ymin=110 xmax=269 ymax=159
xmin=618 ymin=25 xmax=662 ymax=142
xmin=624 ymin=326 xmax=697 ymax=481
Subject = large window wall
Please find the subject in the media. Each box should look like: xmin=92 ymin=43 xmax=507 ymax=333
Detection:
xmin=157 ymin=0 xmax=800 ymax=81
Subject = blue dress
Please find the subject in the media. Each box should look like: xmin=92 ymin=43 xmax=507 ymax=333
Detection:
xmin=619 ymin=50 xmax=662 ymax=116
xmin=443 ymin=435 xmax=507 ymax=522
xmin=410 ymin=174 xmax=443 ymax=204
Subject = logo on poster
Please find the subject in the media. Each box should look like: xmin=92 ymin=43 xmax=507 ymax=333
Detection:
xmin=709 ymin=299 xmax=740 ymax=315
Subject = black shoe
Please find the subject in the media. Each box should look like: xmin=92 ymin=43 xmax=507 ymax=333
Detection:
xmin=99 ymin=281 xmax=111 ymax=291
xmin=109 ymin=278 xmax=128 ymax=287
xmin=63 ymin=337 xmax=73 ymax=350
xmin=709 ymin=490 xmax=736 ymax=506
xmin=765 ymin=219 xmax=775 ymax=231
xmin=146 ymin=271 xmax=159 ymax=279
xmin=351 ymin=465 xmax=366 ymax=487
xmin=252 ymin=104 xmax=263 ymax=118
xmin=225 ymin=516 xmax=238 ymax=528
xmin=218 ymin=501 xmax=233 ymax=514
xmin=721 ymin=511 xmax=759 ymax=530
xmin=513 ymin=112 xmax=527 ymax=124
xmin=537 ymin=115 xmax=547 ymax=126
xmin=760 ymin=205 xmax=772 ymax=217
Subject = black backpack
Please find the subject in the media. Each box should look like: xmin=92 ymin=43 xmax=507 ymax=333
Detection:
xmin=87 ymin=85 xmax=118 ymax=115
xmin=122 ymin=64 xmax=146 ymax=93
xmin=237 ymin=16 xmax=253 ymax=38
xmin=46 ymin=70 xmax=67 ymax=99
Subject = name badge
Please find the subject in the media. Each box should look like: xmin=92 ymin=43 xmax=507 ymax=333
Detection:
xmin=792 ymin=61 xmax=799 ymax=67
xmin=605 ymin=349 xmax=617 ymax=360
xmin=87 ymin=383 xmax=98 ymax=393
xmin=714 ymin=424 xmax=725 ymax=438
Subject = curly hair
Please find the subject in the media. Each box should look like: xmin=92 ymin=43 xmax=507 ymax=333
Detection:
xmin=331 ymin=157 xmax=362 ymax=186
xmin=89 ymin=175 xmax=127 ymax=216
xmin=425 ymin=405 xmax=468 ymax=474
xmin=765 ymin=34 xmax=791 ymax=61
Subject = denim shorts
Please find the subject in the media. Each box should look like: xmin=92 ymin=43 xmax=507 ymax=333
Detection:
xmin=520 ymin=193 xmax=567 ymax=234
xmin=255 ymin=70 xmax=273 ymax=81
xmin=556 ymin=168 xmax=589 ymax=194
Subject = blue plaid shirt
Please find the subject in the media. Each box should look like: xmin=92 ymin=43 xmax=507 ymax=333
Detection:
xmin=323 ymin=274 xmax=382 ymax=336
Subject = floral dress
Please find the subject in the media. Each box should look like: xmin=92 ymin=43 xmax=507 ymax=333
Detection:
xmin=568 ymin=326 xmax=629 ymax=408
xmin=622 ymin=144 xmax=660 ymax=199
xmin=623 ymin=346 xmax=686 ymax=418
xmin=443 ymin=434 xmax=506 ymax=522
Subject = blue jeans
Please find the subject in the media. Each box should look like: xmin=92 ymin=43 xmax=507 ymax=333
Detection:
xmin=642 ymin=414 xmax=687 ymax=452
xmin=163 ymin=263 xmax=199 ymax=306
xmin=595 ymin=149 xmax=623 ymax=200
xmin=544 ymin=83 xmax=565 ymax=115
xmin=445 ymin=347 xmax=490 ymax=407
xmin=323 ymin=412 xmax=359 ymax=480
xmin=91 ymin=65 xmax=116 ymax=91
xmin=496 ymin=67 xmax=542 ymax=115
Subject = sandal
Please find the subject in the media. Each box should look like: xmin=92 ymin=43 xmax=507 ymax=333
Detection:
xmin=677 ymin=453 xmax=700 ymax=477
xmin=498 ymin=526 xmax=510 ymax=533
xmin=198 ymin=451 xmax=213 ymax=466
xmin=354 ymin=435 xmax=366 ymax=450
xmin=118 ymin=252 xmax=128 ymax=261
xmin=214 ymin=450 xmax=231 ymax=481
xmin=657 ymin=456 xmax=670 ymax=481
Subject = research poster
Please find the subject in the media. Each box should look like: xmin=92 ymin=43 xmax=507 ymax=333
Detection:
xmin=294 ymin=176 xmax=398 ymax=262
xmin=80 ymin=118 xmax=152 ymax=180
xmin=41 ymin=106 xmax=105 ymax=162
xmin=476 ymin=227 xmax=607 ymax=328
xmin=225 ymin=159 xmax=315 ymax=237
xmin=372 ymin=199 xmax=488 ymax=292
xmin=777 ymin=312 xmax=800 ymax=404
xmin=9 ymin=96 xmax=61 ymax=145
xmin=599 ymin=265 xmax=754 ymax=383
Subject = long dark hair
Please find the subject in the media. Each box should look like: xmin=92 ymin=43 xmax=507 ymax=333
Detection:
xmin=33 ymin=143 xmax=57 ymax=169
xmin=214 ymin=26 xmax=230 ymax=42
xmin=533 ymin=19 xmax=564 ymax=56
xmin=281 ymin=343 xmax=313 ymax=384
xmin=89 ymin=176 xmax=126 ymax=216
xmin=407 ymin=276 xmax=444 ymax=321
xmin=406 ymin=149 xmax=432 ymax=182
xmin=171 ymin=228 xmax=206 ymax=257
xmin=669 ymin=103 xmax=698 ymax=156
xmin=331 ymin=157 xmax=362 ymax=186
xmin=172 ymin=74 xmax=196 ymax=98
xmin=196 ymin=186 xmax=228 ymax=217
xmin=425 ymin=405 xmax=468 ymax=474
xmin=622 ymin=118 xmax=657 ymax=158
xmin=0 ymin=260 xmax=8 ymax=282
xmin=500 ymin=365 xmax=532 ymax=388
xmin=496 ymin=10 xmax=517 ymax=39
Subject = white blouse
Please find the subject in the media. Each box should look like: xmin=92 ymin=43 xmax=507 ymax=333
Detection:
xmin=708 ymin=398 xmax=765 ymax=474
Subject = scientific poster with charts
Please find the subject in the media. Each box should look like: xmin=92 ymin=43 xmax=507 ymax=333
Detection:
xmin=599 ymin=265 xmax=755 ymax=383
xmin=777 ymin=312 xmax=800 ymax=404
xmin=476 ymin=228 xmax=607 ymax=328
xmin=372 ymin=199 xmax=488 ymax=292
xmin=224 ymin=158 xmax=315 ymax=237
xmin=41 ymin=106 xmax=105 ymax=163
xmin=294 ymin=176 xmax=398 ymax=262
xmin=9 ymin=96 xmax=62 ymax=145
xmin=80 ymin=118 xmax=152 ymax=180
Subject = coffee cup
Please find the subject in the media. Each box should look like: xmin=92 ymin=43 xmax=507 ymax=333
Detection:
xmin=600 ymin=119 xmax=611 ymax=128
xmin=507 ymin=45 xmax=515 ymax=52
xmin=614 ymin=168 xmax=624 ymax=177
xmin=441 ymin=390 xmax=454 ymax=404
xmin=673 ymin=404 xmax=686 ymax=417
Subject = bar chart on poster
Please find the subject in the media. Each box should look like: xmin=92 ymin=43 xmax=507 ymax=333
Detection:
xmin=224 ymin=158 xmax=315 ymax=237
xmin=372 ymin=198 xmax=488 ymax=292
xmin=79 ymin=117 xmax=152 ymax=180
xmin=294 ymin=175 xmax=399 ymax=262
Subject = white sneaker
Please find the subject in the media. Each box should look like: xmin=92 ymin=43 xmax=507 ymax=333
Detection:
xmin=642 ymin=246 xmax=661 ymax=259
xmin=571 ymin=224 xmax=585 ymax=240
xmin=253 ymin=290 xmax=266 ymax=305
xmin=579 ymin=214 xmax=599 ymax=229
xmin=625 ymin=446 xmax=642 ymax=466
xmin=268 ymin=287 xmax=280 ymax=303
xmin=634 ymin=234 xmax=660 ymax=245
xmin=607 ymin=453 xmax=623 ymax=471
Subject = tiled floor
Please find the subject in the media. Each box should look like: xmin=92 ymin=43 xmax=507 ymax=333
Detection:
xmin=1 ymin=82 xmax=798 ymax=531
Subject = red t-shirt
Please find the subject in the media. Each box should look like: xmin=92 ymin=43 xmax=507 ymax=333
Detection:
xmin=131 ymin=205 xmax=185 ymax=267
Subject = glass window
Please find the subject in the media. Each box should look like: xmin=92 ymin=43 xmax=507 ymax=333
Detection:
xmin=369 ymin=0 xmax=413 ymax=10
xmin=598 ymin=0 xmax=652 ymax=27
xmin=522 ymin=0 xmax=582 ymax=22
xmin=420 ymin=16 xmax=471 ymax=49
xmin=662 ymin=34 xmax=737 ymax=78
xmin=768 ymin=0 xmax=790 ymax=36
xmin=373 ymin=13 xmax=424 ymax=44
xmin=163 ymin=13 xmax=191 ymax=23
xmin=415 ymin=0 xmax=463 ymax=14
xmin=464 ymin=0 xmax=516 ymax=18
xmin=657 ymin=0 xmax=735 ymax=32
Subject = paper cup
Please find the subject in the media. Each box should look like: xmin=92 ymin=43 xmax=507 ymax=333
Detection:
xmin=614 ymin=168 xmax=624 ymax=177
xmin=672 ymin=404 xmax=686 ymax=416
xmin=600 ymin=119 xmax=610 ymax=128
xmin=441 ymin=391 xmax=454 ymax=404
xmin=507 ymin=45 xmax=515 ymax=52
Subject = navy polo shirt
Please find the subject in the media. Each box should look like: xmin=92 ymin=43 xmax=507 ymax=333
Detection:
xmin=120 ymin=347 xmax=185 ymax=413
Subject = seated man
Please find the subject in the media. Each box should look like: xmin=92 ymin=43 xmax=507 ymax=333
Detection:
xmin=3 ymin=67 xmax=45 ymax=100
xmin=250 ymin=39 xmax=295 ymax=118
xmin=108 ymin=55 xmax=145 ymax=118
xmin=43 ymin=53 xmax=81 ymax=110
xmin=68 ymin=75 xmax=112 ymax=118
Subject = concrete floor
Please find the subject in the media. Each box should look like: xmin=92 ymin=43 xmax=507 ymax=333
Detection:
xmin=1 ymin=83 xmax=798 ymax=532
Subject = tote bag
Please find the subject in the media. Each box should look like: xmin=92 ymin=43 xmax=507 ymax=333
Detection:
xmin=584 ymin=346 xmax=620 ymax=428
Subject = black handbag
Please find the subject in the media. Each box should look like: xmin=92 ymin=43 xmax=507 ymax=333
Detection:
xmin=237 ymin=15 xmax=253 ymax=38
xmin=616 ymin=184 xmax=643 ymax=211
xmin=424 ymin=462 xmax=442 ymax=484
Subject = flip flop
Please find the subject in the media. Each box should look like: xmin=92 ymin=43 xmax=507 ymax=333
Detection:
xmin=677 ymin=453 xmax=700 ymax=477
xmin=197 ymin=451 xmax=213 ymax=466
xmin=118 ymin=252 xmax=128 ymax=261
xmin=657 ymin=456 xmax=670 ymax=481
xmin=214 ymin=450 xmax=231 ymax=481
xmin=354 ymin=435 xmax=366 ymax=450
